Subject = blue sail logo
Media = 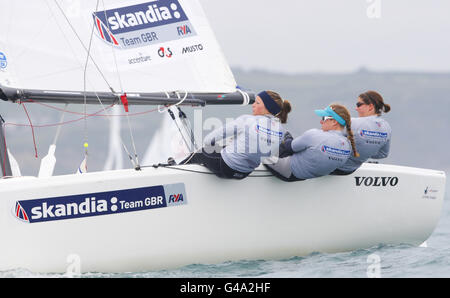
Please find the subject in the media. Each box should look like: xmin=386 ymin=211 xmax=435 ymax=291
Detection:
xmin=0 ymin=52 xmax=7 ymax=69
xmin=93 ymin=0 xmax=196 ymax=49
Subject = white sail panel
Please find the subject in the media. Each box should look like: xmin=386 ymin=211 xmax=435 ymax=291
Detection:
xmin=0 ymin=0 xmax=237 ymax=94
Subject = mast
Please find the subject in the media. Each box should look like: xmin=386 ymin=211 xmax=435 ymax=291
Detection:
xmin=0 ymin=114 xmax=12 ymax=177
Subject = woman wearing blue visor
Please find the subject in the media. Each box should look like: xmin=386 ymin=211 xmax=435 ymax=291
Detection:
xmin=183 ymin=91 xmax=291 ymax=179
xmin=334 ymin=90 xmax=391 ymax=175
xmin=266 ymin=104 xmax=359 ymax=181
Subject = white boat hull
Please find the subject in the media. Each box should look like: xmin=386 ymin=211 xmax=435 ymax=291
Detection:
xmin=0 ymin=163 xmax=446 ymax=273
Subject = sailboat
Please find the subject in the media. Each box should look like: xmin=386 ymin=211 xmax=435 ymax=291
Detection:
xmin=0 ymin=0 xmax=446 ymax=274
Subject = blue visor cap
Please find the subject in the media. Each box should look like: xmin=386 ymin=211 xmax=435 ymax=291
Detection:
xmin=314 ymin=106 xmax=346 ymax=126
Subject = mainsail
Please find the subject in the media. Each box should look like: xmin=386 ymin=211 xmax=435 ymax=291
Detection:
xmin=0 ymin=0 xmax=254 ymax=172
xmin=0 ymin=0 xmax=238 ymax=95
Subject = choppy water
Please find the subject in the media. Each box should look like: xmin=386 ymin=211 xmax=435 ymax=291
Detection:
xmin=2 ymin=192 xmax=449 ymax=279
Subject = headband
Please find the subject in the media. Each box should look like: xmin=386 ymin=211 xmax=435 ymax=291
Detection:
xmin=258 ymin=91 xmax=282 ymax=116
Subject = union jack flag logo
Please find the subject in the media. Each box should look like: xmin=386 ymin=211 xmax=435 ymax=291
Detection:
xmin=93 ymin=13 xmax=120 ymax=47
xmin=15 ymin=202 xmax=29 ymax=223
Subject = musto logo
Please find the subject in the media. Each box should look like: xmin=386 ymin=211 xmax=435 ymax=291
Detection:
xmin=13 ymin=183 xmax=187 ymax=224
xmin=93 ymin=0 xmax=197 ymax=49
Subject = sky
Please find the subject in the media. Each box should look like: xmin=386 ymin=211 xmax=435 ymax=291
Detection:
xmin=200 ymin=0 xmax=450 ymax=74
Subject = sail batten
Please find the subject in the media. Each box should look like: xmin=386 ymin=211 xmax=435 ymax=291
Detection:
xmin=0 ymin=0 xmax=239 ymax=100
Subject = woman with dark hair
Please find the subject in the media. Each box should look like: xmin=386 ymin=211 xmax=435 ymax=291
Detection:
xmin=335 ymin=90 xmax=392 ymax=174
xmin=183 ymin=90 xmax=292 ymax=179
xmin=266 ymin=104 xmax=358 ymax=181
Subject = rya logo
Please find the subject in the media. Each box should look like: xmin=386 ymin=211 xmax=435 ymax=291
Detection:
xmin=168 ymin=193 xmax=184 ymax=203
xmin=177 ymin=25 xmax=192 ymax=36
xmin=355 ymin=176 xmax=399 ymax=187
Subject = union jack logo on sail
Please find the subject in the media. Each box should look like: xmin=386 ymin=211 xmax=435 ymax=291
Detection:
xmin=93 ymin=14 xmax=120 ymax=46
xmin=15 ymin=202 xmax=29 ymax=222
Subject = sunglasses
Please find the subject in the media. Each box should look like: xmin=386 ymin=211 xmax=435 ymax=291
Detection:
xmin=321 ymin=116 xmax=334 ymax=121
xmin=356 ymin=102 xmax=367 ymax=108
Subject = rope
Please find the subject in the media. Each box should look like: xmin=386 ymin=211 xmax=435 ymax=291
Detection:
xmin=237 ymin=89 xmax=251 ymax=106
xmin=157 ymin=91 xmax=190 ymax=113
xmin=1 ymin=128 xmax=8 ymax=176
xmin=175 ymin=91 xmax=189 ymax=106
xmin=125 ymin=102 xmax=141 ymax=170
xmin=53 ymin=0 xmax=115 ymax=93
xmin=21 ymin=104 xmax=38 ymax=158
xmin=5 ymin=102 xmax=115 ymax=128
xmin=52 ymin=104 xmax=68 ymax=145
xmin=82 ymin=0 xmax=101 ymax=166
xmin=141 ymin=164 xmax=275 ymax=178
xmin=101 ymin=0 xmax=124 ymax=93
xmin=22 ymin=100 xmax=160 ymax=117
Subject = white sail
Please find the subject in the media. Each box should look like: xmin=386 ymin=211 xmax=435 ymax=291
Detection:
xmin=0 ymin=0 xmax=237 ymax=94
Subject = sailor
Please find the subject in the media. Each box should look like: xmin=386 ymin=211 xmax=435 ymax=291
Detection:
xmin=183 ymin=91 xmax=291 ymax=179
xmin=266 ymin=104 xmax=359 ymax=181
xmin=334 ymin=91 xmax=391 ymax=175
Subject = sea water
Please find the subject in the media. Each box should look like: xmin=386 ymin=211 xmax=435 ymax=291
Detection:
xmin=1 ymin=192 xmax=449 ymax=279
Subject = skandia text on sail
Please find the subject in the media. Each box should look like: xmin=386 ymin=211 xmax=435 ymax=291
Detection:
xmin=107 ymin=4 xmax=182 ymax=31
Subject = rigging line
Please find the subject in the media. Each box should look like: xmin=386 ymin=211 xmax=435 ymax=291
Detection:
xmin=44 ymin=0 xmax=118 ymax=121
xmin=82 ymin=0 xmax=101 ymax=162
xmin=52 ymin=104 xmax=69 ymax=145
xmin=79 ymin=1 xmax=138 ymax=171
xmin=170 ymin=95 xmax=194 ymax=154
xmin=88 ymin=98 xmax=139 ymax=170
xmin=101 ymin=0 xmax=124 ymax=93
xmin=22 ymin=98 xmax=142 ymax=170
xmin=125 ymin=103 xmax=140 ymax=170
xmin=53 ymin=0 xmax=115 ymax=93
xmin=175 ymin=93 xmax=200 ymax=165
xmin=1 ymin=124 xmax=8 ymax=176
xmin=140 ymin=164 xmax=275 ymax=178
xmin=44 ymin=0 xmax=101 ymax=89
xmin=24 ymin=100 xmax=161 ymax=118
xmin=237 ymin=89 xmax=250 ymax=106
xmin=175 ymin=91 xmax=189 ymax=106
xmin=89 ymin=2 xmax=138 ymax=170
xmin=21 ymin=104 xmax=38 ymax=158
xmin=4 ymin=103 xmax=116 ymax=128
xmin=157 ymin=91 xmax=190 ymax=113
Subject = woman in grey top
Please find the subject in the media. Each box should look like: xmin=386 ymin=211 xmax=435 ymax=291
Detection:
xmin=183 ymin=91 xmax=292 ymax=179
xmin=266 ymin=104 xmax=359 ymax=181
xmin=335 ymin=91 xmax=391 ymax=174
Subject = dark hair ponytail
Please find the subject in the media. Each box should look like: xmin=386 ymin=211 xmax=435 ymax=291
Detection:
xmin=359 ymin=91 xmax=391 ymax=115
xmin=266 ymin=91 xmax=292 ymax=124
